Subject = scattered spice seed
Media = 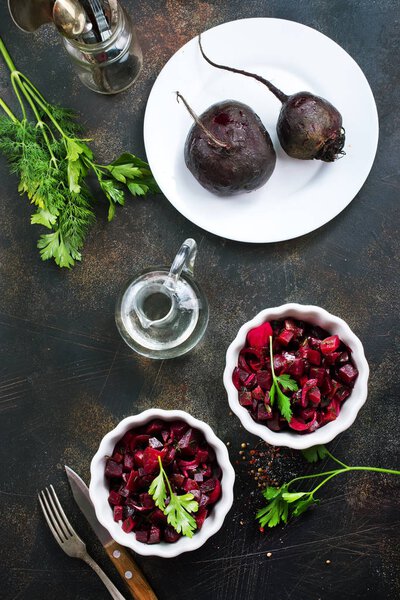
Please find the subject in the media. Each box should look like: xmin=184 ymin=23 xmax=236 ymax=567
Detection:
xmin=266 ymin=552 xmax=272 ymax=558
xmin=241 ymin=443 xmax=247 ymax=449
xmin=326 ymin=560 xmax=331 ymax=564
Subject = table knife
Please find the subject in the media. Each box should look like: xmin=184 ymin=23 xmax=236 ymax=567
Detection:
xmin=65 ymin=465 xmax=158 ymax=600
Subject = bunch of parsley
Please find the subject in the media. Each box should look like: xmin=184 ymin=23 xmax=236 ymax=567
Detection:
xmin=0 ymin=37 xmax=159 ymax=268
xmin=257 ymin=445 xmax=400 ymax=529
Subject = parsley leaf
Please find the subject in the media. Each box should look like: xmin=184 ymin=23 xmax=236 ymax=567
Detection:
xmin=268 ymin=337 xmax=298 ymax=422
xmin=149 ymin=457 xmax=199 ymax=538
xmin=301 ymin=445 xmax=329 ymax=463
xmin=256 ymin=485 xmax=289 ymax=528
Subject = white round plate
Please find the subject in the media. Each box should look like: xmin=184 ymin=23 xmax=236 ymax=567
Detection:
xmin=144 ymin=18 xmax=379 ymax=243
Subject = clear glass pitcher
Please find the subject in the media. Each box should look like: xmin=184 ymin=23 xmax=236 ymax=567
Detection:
xmin=115 ymin=239 xmax=209 ymax=359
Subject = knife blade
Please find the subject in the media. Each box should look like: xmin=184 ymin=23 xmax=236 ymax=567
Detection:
xmin=65 ymin=466 xmax=158 ymax=600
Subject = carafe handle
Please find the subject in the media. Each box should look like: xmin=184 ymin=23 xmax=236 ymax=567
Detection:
xmin=167 ymin=238 xmax=197 ymax=289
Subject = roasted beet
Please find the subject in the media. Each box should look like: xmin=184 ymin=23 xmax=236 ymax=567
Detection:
xmin=233 ymin=317 xmax=358 ymax=433
xmin=178 ymin=93 xmax=276 ymax=196
xmin=105 ymin=419 xmax=223 ymax=544
xmin=199 ymin=37 xmax=345 ymax=162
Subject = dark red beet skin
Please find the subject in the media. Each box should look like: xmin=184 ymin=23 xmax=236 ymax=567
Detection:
xmin=277 ymin=92 xmax=345 ymax=161
xmin=184 ymin=100 xmax=276 ymax=196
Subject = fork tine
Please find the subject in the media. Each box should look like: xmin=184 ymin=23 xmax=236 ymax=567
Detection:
xmin=38 ymin=491 xmax=64 ymax=547
xmin=49 ymin=485 xmax=76 ymax=538
xmin=43 ymin=486 xmax=72 ymax=540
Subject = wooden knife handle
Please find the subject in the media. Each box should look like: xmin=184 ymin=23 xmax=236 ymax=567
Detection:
xmin=104 ymin=540 xmax=158 ymax=600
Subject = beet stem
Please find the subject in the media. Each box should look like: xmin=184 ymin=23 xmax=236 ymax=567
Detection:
xmin=198 ymin=35 xmax=288 ymax=104
xmin=176 ymin=92 xmax=230 ymax=149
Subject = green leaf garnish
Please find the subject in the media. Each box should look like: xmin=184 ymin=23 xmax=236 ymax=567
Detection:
xmin=301 ymin=445 xmax=329 ymax=463
xmin=149 ymin=457 xmax=199 ymax=538
xmin=268 ymin=337 xmax=298 ymax=422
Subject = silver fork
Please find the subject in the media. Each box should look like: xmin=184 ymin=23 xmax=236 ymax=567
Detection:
xmin=38 ymin=485 xmax=126 ymax=600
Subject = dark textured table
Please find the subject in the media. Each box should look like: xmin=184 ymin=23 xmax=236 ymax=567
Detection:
xmin=1 ymin=1 xmax=399 ymax=599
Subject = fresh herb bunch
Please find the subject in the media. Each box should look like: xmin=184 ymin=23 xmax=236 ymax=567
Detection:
xmin=256 ymin=444 xmax=400 ymax=529
xmin=269 ymin=336 xmax=299 ymax=421
xmin=149 ymin=456 xmax=199 ymax=538
xmin=0 ymin=37 xmax=159 ymax=268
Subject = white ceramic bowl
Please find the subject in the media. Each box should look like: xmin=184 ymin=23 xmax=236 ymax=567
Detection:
xmin=89 ymin=409 xmax=235 ymax=558
xmin=223 ymin=303 xmax=369 ymax=450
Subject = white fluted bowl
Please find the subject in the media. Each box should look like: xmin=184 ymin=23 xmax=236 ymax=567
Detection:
xmin=223 ymin=303 xmax=369 ymax=450
xmin=89 ymin=409 xmax=235 ymax=557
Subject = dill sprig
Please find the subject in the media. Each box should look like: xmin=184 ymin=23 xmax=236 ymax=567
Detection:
xmin=0 ymin=37 xmax=159 ymax=268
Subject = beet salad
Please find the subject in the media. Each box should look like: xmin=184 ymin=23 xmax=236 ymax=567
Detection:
xmin=232 ymin=318 xmax=359 ymax=433
xmin=105 ymin=419 xmax=222 ymax=544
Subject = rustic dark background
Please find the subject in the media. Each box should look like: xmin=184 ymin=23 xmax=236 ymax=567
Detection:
xmin=1 ymin=1 xmax=399 ymax=599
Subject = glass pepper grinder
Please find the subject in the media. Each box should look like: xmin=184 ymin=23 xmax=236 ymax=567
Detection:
xmin=115 ymin=239 xmax=209 ymax=359
xmin=62 ymin=1 xmax=142 ymax=94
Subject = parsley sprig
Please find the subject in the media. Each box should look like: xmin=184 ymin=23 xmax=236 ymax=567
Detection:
xmin=149 ymin=457 xmax=199 ymax=538
xmin=0 ymin=37 xmax=159 ymax=268
xmin=257 ymin=445 xmax=400 ymax=529
xmin=269 ymin=336 xmax=298 ymax=422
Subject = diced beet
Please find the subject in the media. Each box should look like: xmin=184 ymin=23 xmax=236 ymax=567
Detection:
xmin=257 ymin=402 xmax=272 ymax=421
xmin=123 ymin=453 xmax=134 ymax=471
xmin=195 ymin=507 xmax=208 ymax=529
xmin=232 ymin=367 xmax=241 ymax=390
xmin=238 ymin=353 xmax=252 ymax=373
xmin=112 ymin=452 xmax=123 ymax=464
xmin=242 ymin=372 xmax=257 ymax=388
xmin=177 ymin=457 xmax=199 ymax=471
xmin=108 ymin=490 xmax=122 ymax=506
xmin=194 ymin=472 xmax=204 ymax=482
xmin=308 ymin=336 xmax=321 ymax=349
xmin=170 ymin=473 xmax=186 ymax=489
xmin=320 ymin=335 xmax=340 ymax=355
xmin=184 ymin=479 xmax=199 ymax=493
xmin=289 ymin=358 xmax=304 ymax=377
xmin=149 ymin=437 xmax=163 ymax=449
xmin=323 ymin=351 xmax=341 ymax=366
xmin=246 ymin=321 xmax=272 ymax=348
xmin=113 ymin=505 xmax=123 ymax=522
xmin=240 ymin=347 xmax=264 ymax=372
xmin=190 ymin=489 xmax=201 ymax=502
xmin=309 ymin=367 xmax=325 ymax=386
xmin=122 ymin=516 xmax=136 ymax=533
xmin=145 ymin=419 xmax=164 ymax=435
xmin=161 ymin=429 xmax=170 ymax=443
xmin=139 ymin=493 xmax=155 ymax=509
xmin=150 ymin=509 xmax=168 ymax=525
xmin=307 ymin=349 xmax=321 ymax=365
xmin=164 ymin=526 xmax=181 ymax=543
xmin=256 ymin=370 xmax=272 ymax=390
xmin=289 ymin=411 xmax=318 ymax=432
xmin=301 ymin=379 xmax=318 ymax=407
xmin=200 ymin=479 xmax=216 ymax=494
xmin=338 ymin=351 xmax=350 ymax=364
xmin=142 ymin=447 xmax=162 ymax=474
xmin=135 ymin=530 xmax=149 ymax=544
xmin=276 ymin=329 xmax=294 ymax=346
xmin=199 ymin=494 xmax=209 ymax=507
xmin=105 ymin=459 xmax=123 ymax=479
xmin=178 ymin=428 xmax=198 ymax=456
xmin=130 ymin=434 xmax=150 ymax=450
xmin=273 ymin=354 xmax=286 ymax=374
xmin=134 ymin=449 xmax=144 ymax=468
xmin=208 ymin=479 xmax=222 ymax=504
xmin=266 ymin=413 xmax=283 ymax=431
xmin=162 ymin=446 xmax=176 ymax=466
xmin=308 ymin=387 xmax=321 ymax=406
xmin=251 ymin=385 xmax=265 ymax=401
xmin=126 ymin=470 xmax=139 ymax=492
xmin=118 ymin=486 xmax=130 ymax=498
xmin=334 ymin=386 xmax=351 ymax=403
xmin=197 ymin=449 xmax=209 ymax=464
xmin=170 ymin=421 xmax=189 ymax=439
xmin=338 ymin=363 xmax=359 ymax=385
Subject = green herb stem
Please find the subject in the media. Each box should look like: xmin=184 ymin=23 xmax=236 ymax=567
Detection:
xmin=325 ymin=448 xmax=348 ymax=469
xmin=0 ymin=37 xmax=17 ymax=73
xmin=0 ymin=98 xmax=18 ymax=123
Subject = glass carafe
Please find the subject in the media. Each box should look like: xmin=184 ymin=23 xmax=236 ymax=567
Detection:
xmin=115 ymin=239 xmax=209 ymax=359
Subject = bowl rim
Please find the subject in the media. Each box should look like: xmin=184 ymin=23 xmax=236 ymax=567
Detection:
xmin=223 ymin=303 xmax=369 ymax=450
xmin=89 ymin=408 xmax=235 ymax=558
